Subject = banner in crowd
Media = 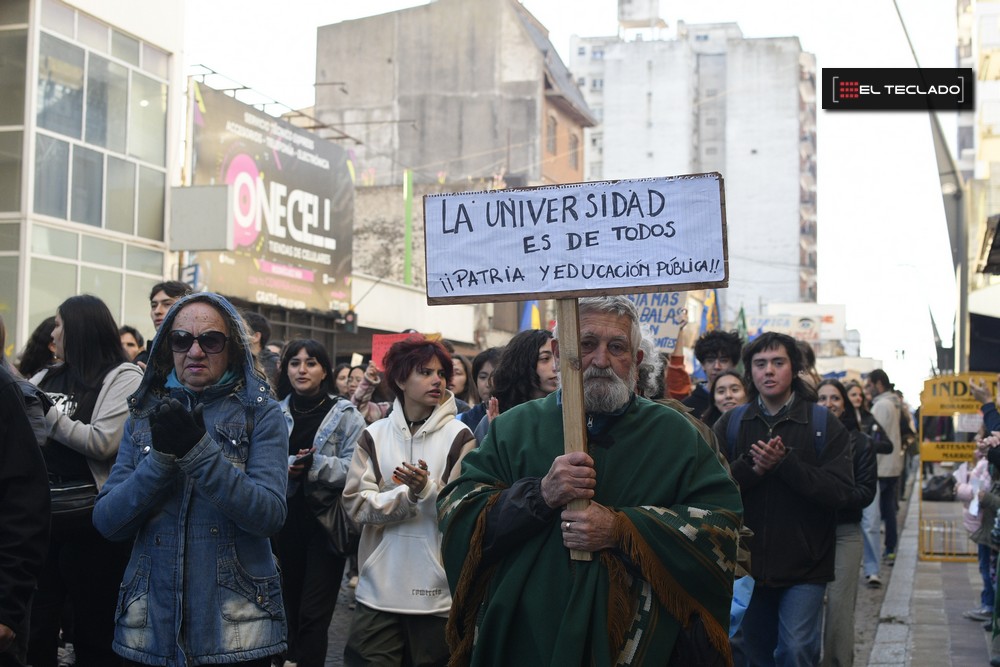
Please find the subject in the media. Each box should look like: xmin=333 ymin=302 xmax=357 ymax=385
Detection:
xmin=423 ymin=174 xmax=728 ymax=304
xmin=187 ymin=81 xmax=354 ymax=312
xmin=627 ymin=291 xmax=686 ymax=354
xmin=747 ymin=314 xmax=821 ymax=342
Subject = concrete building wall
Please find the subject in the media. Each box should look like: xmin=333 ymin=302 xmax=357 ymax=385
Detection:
xmin=601 ymin=39 xmax=696 ymax=179
xmin=723 ymin=38 xmax=805 ymax=316
xmin=315 ymin=0 xmax=546 ymax=187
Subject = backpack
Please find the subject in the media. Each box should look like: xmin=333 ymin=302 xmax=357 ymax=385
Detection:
xmin=724 ymin=402 xmax=828 ymax=461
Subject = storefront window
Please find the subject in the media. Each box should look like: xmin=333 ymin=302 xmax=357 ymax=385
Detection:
xmin=81 ymin=235 xmax=121 ymax=268
xmin=81 ymin=266 xmax=122 ymax=316
xmin=29 ymin=257 xmax=76 ymax=325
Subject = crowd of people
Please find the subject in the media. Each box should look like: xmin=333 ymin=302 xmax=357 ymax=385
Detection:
xmin=0 ymin=286 xmax=924 ymax=667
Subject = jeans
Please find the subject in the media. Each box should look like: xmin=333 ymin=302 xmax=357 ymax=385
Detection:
xmin=981 ymin=543 xmax=997 ymax=611
xmin=741 ymin=583 xmax=826 ymax=667
xmin=879 ymin=477 xmax=899 ymax=556
xmin=861 ymin=486 xmax=882 ymax=577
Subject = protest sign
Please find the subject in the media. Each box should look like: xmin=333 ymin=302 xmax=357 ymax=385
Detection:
xmin=371 ymin=334 xmax=412 ymax=371
xmin=423 ymin=174 xmax=728 ymax=305
xmin=627 ymin=292 xmax=686 ymax=354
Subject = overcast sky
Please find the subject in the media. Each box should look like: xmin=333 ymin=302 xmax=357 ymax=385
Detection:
xmin=184 ymin=0 xmax=960 ymax=403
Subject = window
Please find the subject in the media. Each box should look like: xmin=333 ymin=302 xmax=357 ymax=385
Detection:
xmin=70 ymin=145 xmax=103 ymax=227
xmin=129 ymin=72 xmax=167 ymax=165
xmin=0 ymin=132 xmax=22 ymax=211
xmin=105 ymin=157 xmax=135 ymax=234
xmin=706 ymin=117 xmax=718 ymax=126
xmin=34 ymin=134 xmax=69 ymax=218
xmin=136 ymin=166 xmax=164 ymax=240
xmin=0 ymin=30 xmax=27 ymax=125
xmin=34 ymin=4 xmax=169 ymax=239
xmin=592 ymin=47 xmax=604 ymax=60
xmin=577 ymin=77 xmax=585 ymax=87
xmin=577 ymin=46 xmax=586 ymax=56
xmin=591 ymin=78 xmax=603 ymax=91
xmin=0 ymin=0 xmax=28 ymax=23
xmin=705 ymin=147 xmax=718 ymax=155
xmin=86 ymin=55 xmax=128 ymax=152
xmin=546 ymin=116 xmax=557 ymax=154
xmin=111 ymin=29 xmax=139 ymax=66
xmin=569 ymin=134 xmax=579 ymax=170
xmin=37 ymin=33 xmax=84 ymax=139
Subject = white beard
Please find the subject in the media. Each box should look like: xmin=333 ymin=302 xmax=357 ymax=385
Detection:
xmin=583 ymin=365 xmax=635 ymax=413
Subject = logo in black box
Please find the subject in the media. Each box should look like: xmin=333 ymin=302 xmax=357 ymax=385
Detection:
xmin=822 ymin=68 xmax=974 ymax=111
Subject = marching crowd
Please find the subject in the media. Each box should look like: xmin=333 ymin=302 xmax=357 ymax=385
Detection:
xmin=0 ymin=285 xmax=925 ymax=667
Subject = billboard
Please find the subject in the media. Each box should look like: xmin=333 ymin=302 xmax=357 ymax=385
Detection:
xmin=187 ymin=81 xmax=353 ymax=312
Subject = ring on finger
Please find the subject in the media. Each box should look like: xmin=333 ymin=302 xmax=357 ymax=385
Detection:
xmin=563 ymin=521 xmax=571 ymax=531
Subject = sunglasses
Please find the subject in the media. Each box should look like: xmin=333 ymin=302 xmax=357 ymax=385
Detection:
xmin=168 ymin=330 xmax=229 ymax=354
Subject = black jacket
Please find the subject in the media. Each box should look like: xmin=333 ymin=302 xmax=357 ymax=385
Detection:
xmin=836 ymin=428 xmax=878 ymax=525
xmin=0 ymin=365 xmax=51 ymax=639
xmin=713 ymin=395 xmax=854 ymax=587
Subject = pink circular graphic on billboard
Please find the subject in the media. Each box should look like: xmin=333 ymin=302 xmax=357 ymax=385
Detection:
xmin=225 ymin=154 xmax=260 ymax=248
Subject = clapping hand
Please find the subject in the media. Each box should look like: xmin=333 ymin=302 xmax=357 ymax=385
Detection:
xmin=150 ymin=398 xmax=206 ymax=458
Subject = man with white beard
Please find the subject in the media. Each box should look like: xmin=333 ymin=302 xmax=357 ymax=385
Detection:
xmin=438 ymin=296 xmax=743 ymax=666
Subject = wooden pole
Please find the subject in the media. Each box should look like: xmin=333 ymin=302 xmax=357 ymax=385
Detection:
xmin=555 ymin=298 xmax=592 ymax=562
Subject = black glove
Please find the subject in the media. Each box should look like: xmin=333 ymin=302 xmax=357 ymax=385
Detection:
xmin=150 ymin=398 xmax=205 ymax=458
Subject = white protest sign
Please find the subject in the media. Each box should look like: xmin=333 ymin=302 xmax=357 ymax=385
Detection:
xmin=424 ymin=174 xmax=727 ymax=304
xmin=627 ymin=292 xmax=686 ymax=353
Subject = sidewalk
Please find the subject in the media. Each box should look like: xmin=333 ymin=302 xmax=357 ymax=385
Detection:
xmin=869 ymin=481 xmax=991 ymax=666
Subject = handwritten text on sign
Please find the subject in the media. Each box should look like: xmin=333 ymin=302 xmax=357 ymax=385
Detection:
xmin=423 ymin=174 xmax=727 ymax=304
xmin=627 ymin=292 xmax=686 ymax=354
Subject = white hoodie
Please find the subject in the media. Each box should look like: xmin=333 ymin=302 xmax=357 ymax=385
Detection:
xmin=343 ymin=391 xmax=475 ymax=615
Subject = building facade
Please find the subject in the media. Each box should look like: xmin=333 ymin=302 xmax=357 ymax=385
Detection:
xmin=0 ymin=0 xmax=184 ymax=352
xmin=311 ymin=0 xmax=595 ymax=345
xmin=570 ymin=20 xmax=817 ymax=323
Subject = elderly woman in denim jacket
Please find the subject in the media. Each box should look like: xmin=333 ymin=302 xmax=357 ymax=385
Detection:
xmin=274 ymin=339 xmax=365 ymax=667
xmin=93 ymin=293 xmax=289 ymax=667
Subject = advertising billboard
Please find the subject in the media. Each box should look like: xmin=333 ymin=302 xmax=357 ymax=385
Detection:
xmin=187 ymin=81 xmax=353 ymax=312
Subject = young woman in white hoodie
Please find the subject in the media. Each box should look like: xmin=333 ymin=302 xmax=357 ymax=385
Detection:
xmin=342 ymin=336 xmax=475 ymax=667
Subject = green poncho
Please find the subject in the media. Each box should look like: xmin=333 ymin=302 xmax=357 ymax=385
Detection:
xmin=438 ymin=392 xmax=743 ymax=666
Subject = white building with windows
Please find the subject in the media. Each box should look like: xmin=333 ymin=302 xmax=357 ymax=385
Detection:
xmin=570 ymin=18 xmax=817 ymax=323
xmin=0 ymin=0 xmax=184 ymax=350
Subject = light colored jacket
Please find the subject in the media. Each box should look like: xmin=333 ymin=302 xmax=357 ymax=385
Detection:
xmin=871 ymin=391 xmax=903 ymax=478
xmin=278 ymin=393 xmax=366 ymax=497
xmin=33 ymin=362 xmax=143 ymax=490
xmin=343 ymin=392 xmax=475 ymax=615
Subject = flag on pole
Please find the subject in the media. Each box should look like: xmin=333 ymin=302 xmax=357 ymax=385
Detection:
xmin=519 ymin=300 xmax=541 ymax=331
xmin=700 ymin=289 xmax=719 ymax=334
xmin=736 ymin=306 xmax=748 ymax=342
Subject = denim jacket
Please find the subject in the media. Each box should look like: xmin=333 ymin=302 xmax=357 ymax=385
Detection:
xmin=278 ymin=393 xmax=366 ymax=498
xmin=93 ymin=293 xmax=289 ymax=666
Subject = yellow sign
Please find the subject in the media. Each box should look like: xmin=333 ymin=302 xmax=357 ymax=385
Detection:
xmin=920 ymin=441 xmax=976 ymax=462
xmin=919 ymin=373 xmax=997 ymax=416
